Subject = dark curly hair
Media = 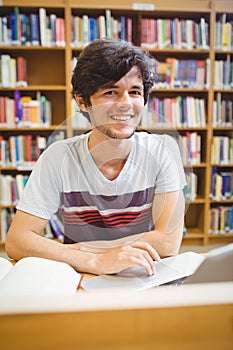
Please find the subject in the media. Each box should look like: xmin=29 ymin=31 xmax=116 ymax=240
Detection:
xmin=71 ymin=39 xmax=157 ymax=113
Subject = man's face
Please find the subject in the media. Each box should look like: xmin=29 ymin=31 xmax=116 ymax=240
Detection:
xmin=88 ymin=66 xmax=144 ymax=139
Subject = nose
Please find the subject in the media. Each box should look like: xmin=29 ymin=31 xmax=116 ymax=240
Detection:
xmin=117 ymin=92 xmax=132 ymax=111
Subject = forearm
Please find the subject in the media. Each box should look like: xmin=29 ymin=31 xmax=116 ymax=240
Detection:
xmin=6 ymin=226 xmax=97 ymax=274
xmin=6 ymin=230 xmax=159 ymax=275
xmin=142 ymin=190 xmax=185 ymax=257
xmin=138 ymin=223 xmax=184 ymax=258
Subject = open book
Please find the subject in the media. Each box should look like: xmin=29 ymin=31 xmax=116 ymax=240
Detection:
xmin=81 ymin=252 xmax=205 ymax=291
xmin=0 ymin=257 xmax=82 ymax=297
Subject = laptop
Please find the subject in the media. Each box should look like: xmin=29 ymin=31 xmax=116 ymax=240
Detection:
xmin=81 ymin=244 xmax=233 ymax=291
xmin=183 ymin=243 xmax=233 ymax=284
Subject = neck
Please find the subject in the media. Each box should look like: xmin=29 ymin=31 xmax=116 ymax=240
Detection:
xmin=88 ymin=129 xmax=132 ymax=162
xmin=88 ymin=129 xmax=132 ymax=180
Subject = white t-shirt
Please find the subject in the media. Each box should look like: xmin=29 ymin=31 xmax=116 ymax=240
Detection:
xmin=17 ymin=132 xmax=186 ymax=243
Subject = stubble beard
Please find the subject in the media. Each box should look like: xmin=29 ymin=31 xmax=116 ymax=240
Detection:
xmin=95 ymin=123 xmax=137 ymax=139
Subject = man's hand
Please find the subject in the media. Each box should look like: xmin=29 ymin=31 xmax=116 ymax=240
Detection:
xmin=93 ymin=242 xmax=160 ymax=275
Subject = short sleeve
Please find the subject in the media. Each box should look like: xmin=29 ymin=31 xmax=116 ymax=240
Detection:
xmin=154 ymin=134 xmax=186 ymax=193
xmin=16 ymin=143 xmax=63 ymax=219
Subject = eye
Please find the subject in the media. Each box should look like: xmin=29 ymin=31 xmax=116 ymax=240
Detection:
xmin=101 ymin=90 xmax=118 ymax=97
xmin=130 ymin=90 xmax=143 ymax=96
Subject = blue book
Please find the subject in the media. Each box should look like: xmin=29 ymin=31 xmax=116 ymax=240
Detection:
xmin=23 ymin=175 xmax=29 ymax=187
xmin=210 ymin=167 xmax=217 ymax=199
xmin=229 ymin=207 xmax=233 ymax=232
xmin=221 ymin=172 xmax=232 ymax=199
xmin=10 ymin=12 xmax=17 ymax=45
xmin=89 ymin=17 xmax=96 ymax=42
xmin=182 ymin=97 xmax=188 ymax=126
xmin=20 ymin=13 xmax=27 ymax=45
xmin=187 ymin=60 xmax=197 ymax=88
xmin=174 ymin=60 xmax=185 ymax=88
xmin=15 ymin=136 xmax=20 ymax=164
xmin=14 ymin=90 xmax=22 ymax=126
xmin=25 ymin=16 xmax=31 ymax=45
xmin=183 ymin=225 xmax=187 ymax=236
xmin=170 ymin=20 xmax=175 ymax=48
xmin=120 ymin=16 xmax=126 ymax=40
xmin=50 ymin=218 xmax=63 ymax=240
xmin=30 ymin=14 xmax=40 ymax=45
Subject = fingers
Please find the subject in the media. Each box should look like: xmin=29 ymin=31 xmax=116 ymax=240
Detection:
xmin=130 ymin=255 xmax=155 ymax=276
xmin=131 ymin=241 xmax=161 ymax=262
xmin=128 ymin=244 xmax=157 ymax=276
xmin=117 ymin=242 xmax=160 ymax=276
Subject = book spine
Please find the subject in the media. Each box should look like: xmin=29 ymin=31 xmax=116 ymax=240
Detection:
xmin=30 ymin=14 xmax=40 ymax=46
xmin=50 ymin=14 xmax=56 ymax=46
xmin=105 ymin=9 xmax=112 ymax=38
xmin=49 ymin=218 xmax=64 ymax=240
xmin=39 ymin=8 xmax=47 ymax=46
xmin=16 ymin=56 xmax=28 ymax=87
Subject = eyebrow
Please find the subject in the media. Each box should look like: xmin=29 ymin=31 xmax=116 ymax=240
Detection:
xmin=102 ymin=84 xmax=144 ymax=90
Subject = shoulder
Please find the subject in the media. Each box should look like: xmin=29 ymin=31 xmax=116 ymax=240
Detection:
xmin=43 ymin=133 xmax=88 ymax=159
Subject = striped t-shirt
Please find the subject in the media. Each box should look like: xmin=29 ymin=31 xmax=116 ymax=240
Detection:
xmin=17 ymin=132 xmax=186 ymax=243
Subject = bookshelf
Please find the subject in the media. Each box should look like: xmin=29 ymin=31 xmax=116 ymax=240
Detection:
xmin=0 ymin=0 xmax=232 ymax=250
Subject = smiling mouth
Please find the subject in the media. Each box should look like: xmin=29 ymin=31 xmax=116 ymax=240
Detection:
xmin=111 ymin=115 xmax=132 ymax=121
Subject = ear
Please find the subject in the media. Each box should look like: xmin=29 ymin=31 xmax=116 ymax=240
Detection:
xmin=74 ymin=95 xmax=87 ymax=111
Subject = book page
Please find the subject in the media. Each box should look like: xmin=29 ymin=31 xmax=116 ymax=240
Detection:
xmin=0 ymin=257 xmax=82 ymax=297
xmin=0 ymin=257 xmax=13 ymax=280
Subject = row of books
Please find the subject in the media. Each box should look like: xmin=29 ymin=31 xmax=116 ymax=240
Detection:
xmin=0 ymin=173 xmax=28 ymax=206
xmin=209 ymin=206 xmax=233 ymax=234
xmin=142 ymin=96 xmax=206 ymax=128
xmin=141 ymin=17 xmax=209 ymax=50
xmin=1 ymin=7 xmax=232 ymax=51
xmin=211 ymin=136 xmax=233 ymax=165
xmin=0 ymin=7 xmax=65 ymax=47
xmin=155 ymin=58 xmax=208 ymax=89
xmin=0 ymin=91 xmax=52 ymax=127
xmin=214 ymin=57 xmax=233 ymax=90
xmin=178 ymin=132 xmax=201 ymax=165
xmin=0 ymin=135 xmax=45 ymax=169
xmin=215 ymin=14 xmax=233 ymax=50
xmin=0 ymin=132 xmax=65 ymax=168
xmin=0 ymin=209 xmax=64 ymax=242
xmin=212 ymin=94 xmax=233 ymax=126
xmin=71 ymin=11 xmax=132 ymax=47
xmin=210 ymin=168 xmax=233 ymax=201
xmin=0 ymin=54 xmax=27 ymax=88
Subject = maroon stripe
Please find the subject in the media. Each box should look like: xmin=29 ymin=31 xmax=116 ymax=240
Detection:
xmin=62 ymin=187 xmax=154 ymax=210
xmin=63 ymin=207 xmax=151 ymax=228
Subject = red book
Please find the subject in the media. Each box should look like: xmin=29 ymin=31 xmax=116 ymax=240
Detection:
xmin=55 ymin=17 xmax=65 ymax=47
xmin=0 ymin=97 xmax=7 ymax=124
xmin=11 ymin=177 xmax=17 ymax=205
xmin=126 ymin=17 xmax=132 ymax=43
xmin=16 ymin=56 xmax=27 ymax=87
xmin=24 ymin=134 xmax=32 ymax=162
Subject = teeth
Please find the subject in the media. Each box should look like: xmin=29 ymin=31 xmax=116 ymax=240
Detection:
xmin=111 ymin=116 xmax=131 ymax=121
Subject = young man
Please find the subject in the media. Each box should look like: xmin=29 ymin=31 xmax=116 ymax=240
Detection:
xmin=6 ymin=39 xmax=186 ymax=276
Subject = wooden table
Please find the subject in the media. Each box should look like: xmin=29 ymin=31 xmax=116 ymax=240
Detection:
xmin=0 ymin=282 xmax=232 ymax=350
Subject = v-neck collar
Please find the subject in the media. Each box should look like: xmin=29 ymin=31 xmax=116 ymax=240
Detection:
xmin=84 ymin=133 xmax=136 ymax=184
